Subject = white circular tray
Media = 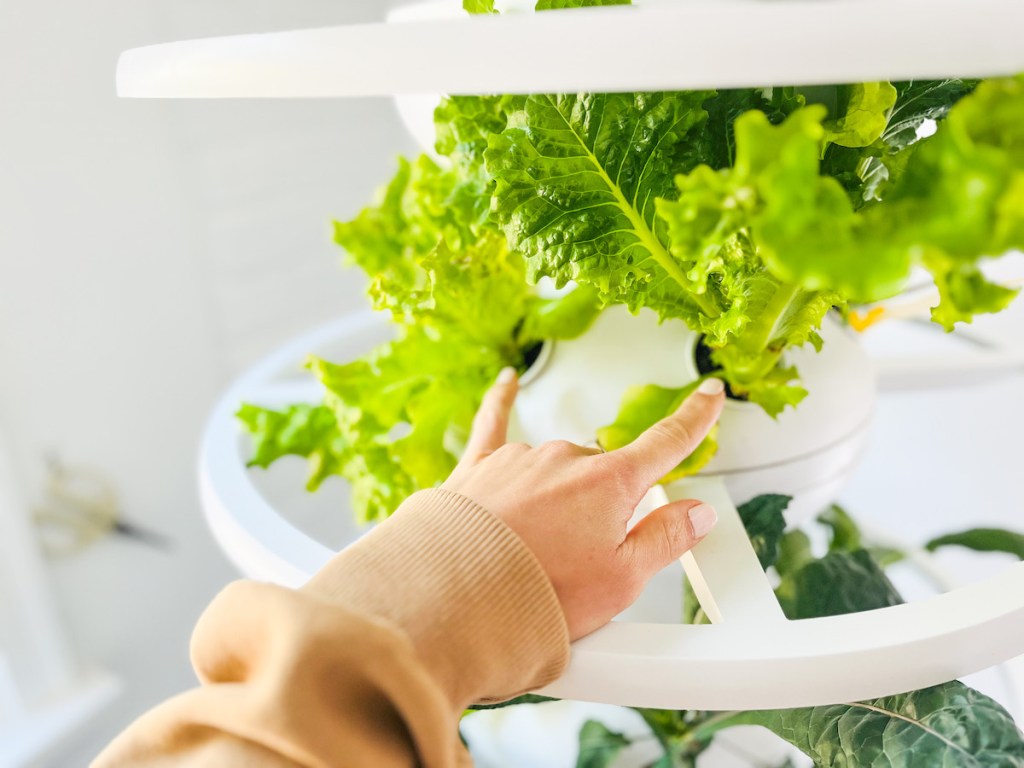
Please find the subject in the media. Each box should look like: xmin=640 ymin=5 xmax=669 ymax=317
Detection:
xmin=118 ymin=0 xmax=1024 ymax=99
xmin=200 ymin=310 xmax=1024 ymax=710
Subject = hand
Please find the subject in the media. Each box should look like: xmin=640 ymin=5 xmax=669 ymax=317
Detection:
xmin=443 ymin=368 xmax=725 ymax=640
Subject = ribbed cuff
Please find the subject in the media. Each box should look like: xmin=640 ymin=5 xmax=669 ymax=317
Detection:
xmin=301 ymin=488 xmax=570 ymax=708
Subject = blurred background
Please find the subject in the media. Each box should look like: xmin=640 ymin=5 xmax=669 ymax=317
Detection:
xmin=0 ymin=1 xmax=415 ymax=763
xmin=2 ymin=2 xmax=1024 ymax=767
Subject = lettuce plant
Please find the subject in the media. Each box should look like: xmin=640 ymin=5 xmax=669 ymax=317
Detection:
xmin=241 ymin=70 xmax=1023 ymax=523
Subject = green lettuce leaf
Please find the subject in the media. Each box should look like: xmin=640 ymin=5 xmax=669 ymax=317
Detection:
xmin=676 ymin=87 xmax=806 ymax=173
xmin=882 ymin=79 xmax=978 ymax=154
xmin=822 ymin=82 xmax=898 ymax=149
xmin=729 ymin=684 xmax=1024 ymax=767
xmin=434 ymin=94 xmax=519 ymax=232
xmin=487 ymin=91 xmax=715 ymax=323
xmin=575 ymin=720 xmax=631 ymax=768
xmin=487 ymin=90 xmax=833 ymax=414
xmin=737 ymin=494 xmax=791 ymax=569
xmin=736 ymin=107 xmax=911 ymax=302
xmin=538 ymin=0 xmax=629 ymax=8
xmin=821 ymin=79 xmax=975 ymax=204
xmin=880 ymin=75 xmax=1024 ymax=328
xmin=657 ymin=106 xmax=882 ymax=411
xmin=818 ymin=504 xmax=863 ymax=553
xmin=463 ymin=0 xmax=496 ymax=13
xmin=926 ymin=528 xmax=1024 ymax=560
xmin=309 ymin=326 xmax=498 ymax=522
xmin=236 ymin=403 xmax=347 ymax=491
xmin=435 ymin=95 xmax=516 ymax=166
xmin=332 ymin=156 xmax=430 ymax=294
xmin=777 ymin=549 xmax=903 ymax=620
xmin=773 ymin=528 xmax=814 ymax=578
xmin=517 ymin=284 xmax=603 ymax=346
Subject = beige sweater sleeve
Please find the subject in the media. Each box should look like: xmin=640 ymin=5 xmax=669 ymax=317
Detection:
xmin=92 ymin=489 xmax=571 ymax=767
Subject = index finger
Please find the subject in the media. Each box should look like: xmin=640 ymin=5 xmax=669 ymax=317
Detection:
xmin=607 ymin=378 xmax=725 ymax=492
xmin=460 ymin=367 xmax=519 ymax=466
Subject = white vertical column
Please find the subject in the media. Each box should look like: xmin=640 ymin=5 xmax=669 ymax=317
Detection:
xmin=0 ymin=431 xmax=78 ymax=710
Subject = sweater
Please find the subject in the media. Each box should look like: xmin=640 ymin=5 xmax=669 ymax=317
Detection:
xmin=92 ymin=488 xmax=571 ymax=767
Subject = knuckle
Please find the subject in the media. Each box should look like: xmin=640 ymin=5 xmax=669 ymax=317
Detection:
xmin=650 ymin=419 xmax=695 ymax=453
xmin=603 ymin=454 xmax=638 ymax=493
xmin=658 ymin=514 xmax=692 ymax=558
xmin=539 ymin=439 xmax=578 ymax=457
xmin=497 ymin=441 xmax=531 ymax=456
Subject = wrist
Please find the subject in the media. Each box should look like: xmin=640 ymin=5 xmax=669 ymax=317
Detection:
xmin=300 ymin=488 xmax=570 ymax=707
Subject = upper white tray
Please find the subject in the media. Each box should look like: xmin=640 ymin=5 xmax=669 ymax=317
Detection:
xmin=117 ymin=0 xmax=1024 ymax=99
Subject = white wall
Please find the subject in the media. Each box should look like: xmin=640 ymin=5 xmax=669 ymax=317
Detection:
xmin=0 ymin=1 xmax=414 ymax=762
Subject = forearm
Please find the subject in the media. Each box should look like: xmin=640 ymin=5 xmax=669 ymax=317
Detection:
xmin=92 ymin=489 xmax=570 ymax=767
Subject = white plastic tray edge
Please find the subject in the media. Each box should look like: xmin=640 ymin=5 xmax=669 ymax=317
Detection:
xmin=118 ymin=1 xmax=1024 ymax=99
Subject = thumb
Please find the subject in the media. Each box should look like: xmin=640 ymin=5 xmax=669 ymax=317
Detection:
xmin=623 ymin=498 xmax=718 ymax=576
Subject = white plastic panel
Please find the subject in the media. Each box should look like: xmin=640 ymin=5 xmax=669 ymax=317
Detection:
xmin=118 ymin=0 xmax=1024 ymax=99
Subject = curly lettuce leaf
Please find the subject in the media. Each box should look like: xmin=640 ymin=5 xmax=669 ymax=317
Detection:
xmin=434 ymin=94 xmax=520 ymax=232
xmin=737 ymin=107 xmax=912 ymax=302
xmin=463 ymin=0 xmax=496 ymax=13
xmin=435 ymin=95 xmax=516 ymax=165
xmin=237 ymin=403 xmax=348 ymax=491
xmin=537 ymin=0 xmax=629 ymax=8
xmin=655 ymin=111 xmax=843 ymax=412
xmin=822 ymin=82 xmax=898 ymax=149
xmin=881 ymin=75 xmax=1024 ymax=328
xmin=332 ymin=156 xmax=429 ymax=293
xmin=334 ymin=154 xmax=492 ymax=314
xmin=309 ymin=326 xmax=499 ymax=522
xmin=487 ymin=91 xmax=715 ymax=324
xmin=254 ymin=134 xmax=602 ymax=520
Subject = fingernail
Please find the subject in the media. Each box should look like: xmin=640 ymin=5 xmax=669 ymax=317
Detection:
xmin=688 ymin=503 xmax=718 ymax=538
xmin=497 ymin=367 xmax=517 ymax=385
xmin=698 ymin=378 xmax=725 ymax=396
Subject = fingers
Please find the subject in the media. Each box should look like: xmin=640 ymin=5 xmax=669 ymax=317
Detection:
xmin=608 ymin=378 xmax=725 ymax=491
xmin=623 ymin=498 xmax=718 ymax=576
xmin=461 ymin=367 xmax=519 ymax=466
